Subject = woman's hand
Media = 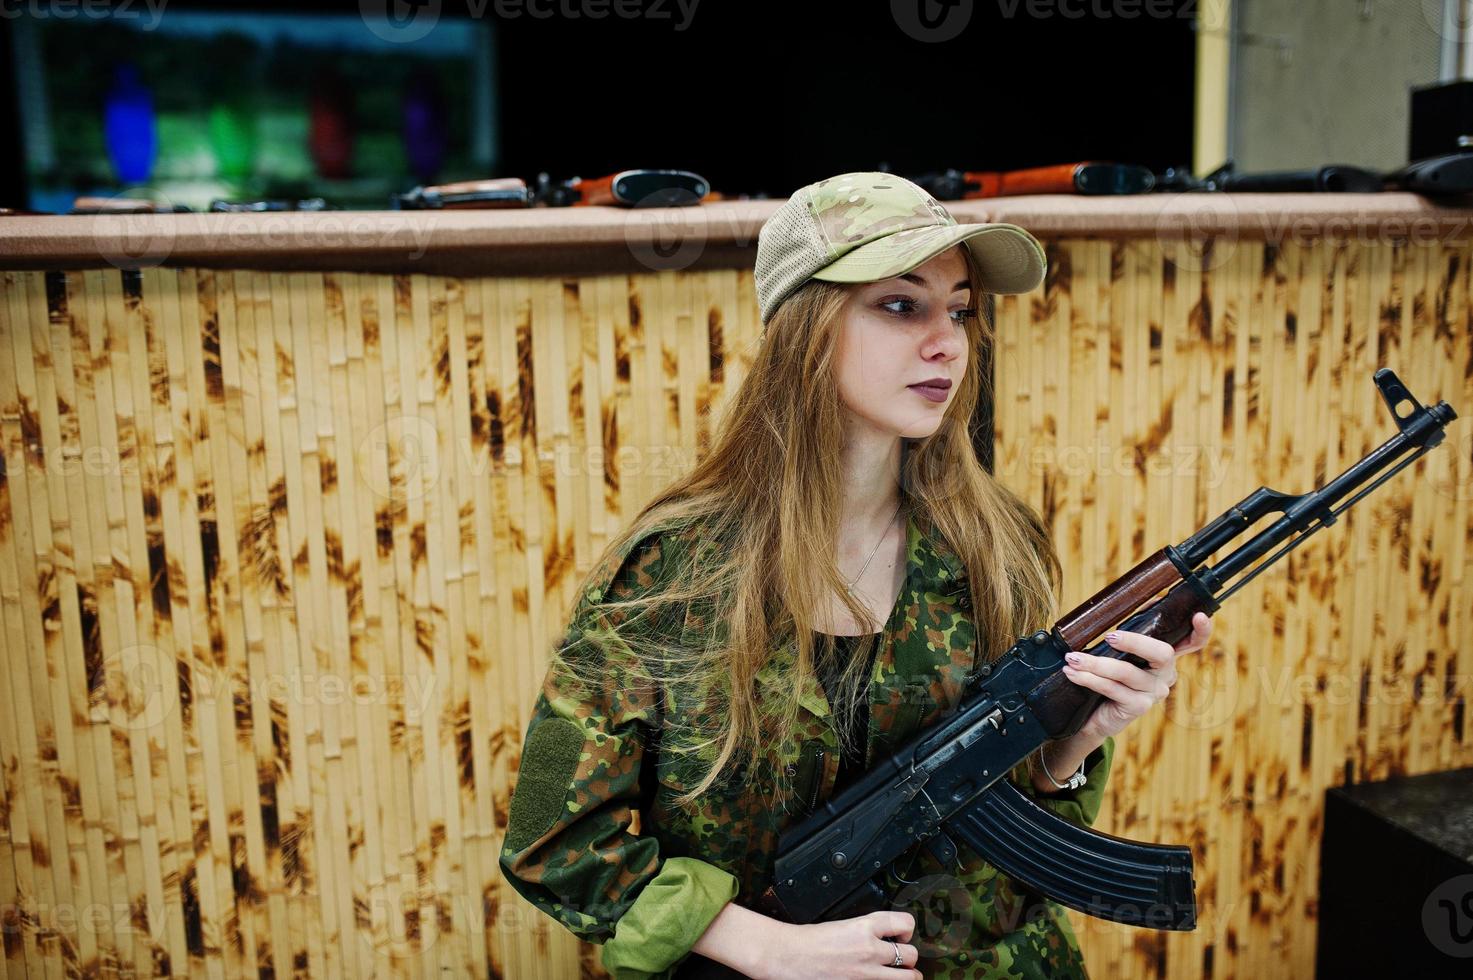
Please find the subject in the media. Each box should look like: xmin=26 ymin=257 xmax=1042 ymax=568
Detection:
xmin=755 ymin=910 xmax=922 ymax=980
xmin=1061 ymin=612 xmax=1215 ymax=743
xmin=691 ymin=902 xmax=921 ymax=979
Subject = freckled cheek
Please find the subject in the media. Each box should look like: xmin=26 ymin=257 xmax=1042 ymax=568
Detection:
xmin=848 ymin=324 xmax=905 ymax=389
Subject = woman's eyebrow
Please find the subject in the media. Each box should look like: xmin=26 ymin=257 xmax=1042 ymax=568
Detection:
xmin=895 ymin=272 xmax=971 ymax=293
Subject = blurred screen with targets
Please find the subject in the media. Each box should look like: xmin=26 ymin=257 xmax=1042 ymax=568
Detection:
xmin=9 ymin=4 xmax=497 ymax=212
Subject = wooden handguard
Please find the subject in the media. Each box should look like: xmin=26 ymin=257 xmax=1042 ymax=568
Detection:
xmin=1028 ymin=578 xmax=1216 ymax=739
xmin=1054 ymin=549 xmax=1182 ymax=651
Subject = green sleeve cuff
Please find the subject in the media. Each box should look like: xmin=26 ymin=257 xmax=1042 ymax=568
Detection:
xmin=599 ymin=856 xmax=740 ymax=980
xmin=1023 ymin=734 xmax=1114 ymax=829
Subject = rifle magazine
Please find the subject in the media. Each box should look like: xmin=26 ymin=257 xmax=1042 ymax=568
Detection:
xmin=946 ymin=780 xmax=1198 ymax=931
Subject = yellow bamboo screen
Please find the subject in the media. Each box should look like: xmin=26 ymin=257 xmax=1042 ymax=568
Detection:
xmin=0 ymin=236 xmax=1468 ymax=980
xmin=993 ymin=237 xmax=1471 ymax=978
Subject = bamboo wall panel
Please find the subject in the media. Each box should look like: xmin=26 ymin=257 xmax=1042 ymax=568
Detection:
xmin=0 ymin=235 xmax=1467 ymax=979
xmin=0 ymin=267 xmax=760 ymax=980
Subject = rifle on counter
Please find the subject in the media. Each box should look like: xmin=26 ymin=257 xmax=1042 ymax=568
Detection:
xmin=701 ymin=369 xmax=1455 ymax=957
xmin=1153 ymin=160 xmax=1385 ymax=193
xmin=532 ymin=168 xmax=711 ymax=206
xmin=209 ymin=197 xmax=330 ymax=212
xmin=393 ymin=177 xmax=534 ymax=209
xmin=907 ymin=162 xmax=1156 ymax=199
xmin=907 ymin=149 xmax=1473 ymax=201
xmin=1156 ymin=149 xmax=1473 ymax=196
xmin=394 ymin=169 xmax=712 ymax=209
xmin=68 ymin=196 xmax=194 ymax=214
xmin=1383 ymin=142 xmax=1473 ymax=196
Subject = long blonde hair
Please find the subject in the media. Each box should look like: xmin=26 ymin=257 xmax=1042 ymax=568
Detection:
xmin=553 ymin=246 xmax=1061 ymax=806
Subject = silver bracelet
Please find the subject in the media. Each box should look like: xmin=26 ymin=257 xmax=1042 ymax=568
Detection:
xmin=1039 ymin=743 xmax=1087 ymax=790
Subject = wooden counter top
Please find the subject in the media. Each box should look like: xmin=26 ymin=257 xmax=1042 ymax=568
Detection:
xmin=3 ymin=192 xmax=1472 ymax=276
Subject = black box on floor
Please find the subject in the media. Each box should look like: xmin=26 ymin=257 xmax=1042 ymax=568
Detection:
xmin=1315 ymin=766 xmax=1473 ymax=977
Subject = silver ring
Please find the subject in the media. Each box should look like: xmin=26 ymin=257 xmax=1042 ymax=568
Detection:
xmin=890 ymin=940 xmax=903 ymax=968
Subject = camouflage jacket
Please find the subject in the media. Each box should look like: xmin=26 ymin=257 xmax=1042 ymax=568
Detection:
xmin=499 ymin=511 xmax=1114 ymax=979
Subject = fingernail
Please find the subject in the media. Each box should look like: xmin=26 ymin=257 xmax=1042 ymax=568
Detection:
xmin=1065 ymin=652 xmax=1082 ymax=664
xmin=1105 ymin=632 xmax=1120 ymax=644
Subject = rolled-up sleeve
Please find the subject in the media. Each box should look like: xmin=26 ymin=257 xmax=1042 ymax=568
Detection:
xmin=600 ymin=857 xmax=739 ymax=978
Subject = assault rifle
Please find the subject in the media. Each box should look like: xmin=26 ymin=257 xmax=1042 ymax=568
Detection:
xmin=1153 ymin=160 xmax=1385 ymax=193
xmin=530 ymin=169 xmax=711 ymax=207
xmin=1155 ymin=150 xmax=1473 ymax=196
xmin=393 ymin=169 xmax=712 ymax=209
xmin=739 ymin=370 xmax=1455 ymax=942
xmin=907 ymin=162 xmax=1157 ymax=198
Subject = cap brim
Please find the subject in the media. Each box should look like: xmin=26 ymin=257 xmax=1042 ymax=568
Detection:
xmin=808 ymin=222 xmax=1046 ymax=294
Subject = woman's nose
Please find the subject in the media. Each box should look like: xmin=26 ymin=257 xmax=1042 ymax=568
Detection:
xmin=921 ymin=311 xmax=966 ymax=357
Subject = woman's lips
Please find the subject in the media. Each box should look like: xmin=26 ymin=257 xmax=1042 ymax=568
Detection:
xmin=908 ymin=384 xmax=949 ymax=403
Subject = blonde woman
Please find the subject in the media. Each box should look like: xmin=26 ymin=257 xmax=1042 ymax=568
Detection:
xmin=499 ymin=172 xmax=1213 ymax=979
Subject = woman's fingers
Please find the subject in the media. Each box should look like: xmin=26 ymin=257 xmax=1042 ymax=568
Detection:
xmin=869 ymin=913 xmax=920 ymax=979
xmin=1102 ymin=629 xmax=1176 ymax=669
xmin=1102 ymin=614 xmax=1214 ymax=663
xmin=872 ymin=911 xmax=915 ymax=943
xmin=1171 ymin=612 xmax=1214 ymax=655
xmin=1061 ymin=663 xmax=1156 ymax=714
xmin=1063 ymin=615 xmax=1220 ymax=736
xmin=870 ymin=938 xmax=920 ymax=968
xmin=1066 ymin=650 xmax=1172 ymax=698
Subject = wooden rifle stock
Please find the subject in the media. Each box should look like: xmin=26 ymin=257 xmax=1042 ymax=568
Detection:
xmin=995 ymin=162 xmax=1091 ymax=195
xmin=555 ymin=169 xmax=711 ymax=206
xmin=570 ymin=173 xmax=619 ymax=206
xmin=912 ymin=162 xmax=1157 ymax=199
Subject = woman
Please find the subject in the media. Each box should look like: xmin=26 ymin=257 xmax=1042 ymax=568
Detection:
xmin=499 ymin=172 xmax=1213 ymax=979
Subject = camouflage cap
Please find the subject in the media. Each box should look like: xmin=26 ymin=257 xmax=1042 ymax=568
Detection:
xmin=754 ymin=171 xmax=1047 ymax=326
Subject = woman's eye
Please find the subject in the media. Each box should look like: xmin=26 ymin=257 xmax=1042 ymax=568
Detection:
xmin=880 ymin=298 xmax=977 ymax=325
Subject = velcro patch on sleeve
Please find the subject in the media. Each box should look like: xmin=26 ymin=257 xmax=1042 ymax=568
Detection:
xmin=504 ymin=717 xmax=586 ymax=854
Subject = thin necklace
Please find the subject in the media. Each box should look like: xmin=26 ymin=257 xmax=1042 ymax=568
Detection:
xmin=844 ymin=498 xmax=905 ymax=596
